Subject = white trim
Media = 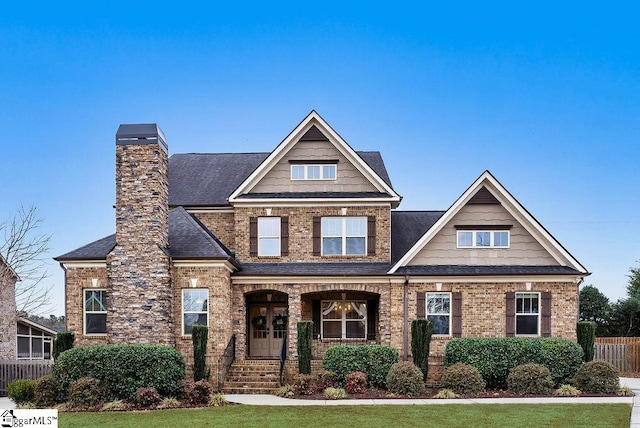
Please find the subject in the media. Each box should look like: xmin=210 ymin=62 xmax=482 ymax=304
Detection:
xmin=290 ymin=164 xmax=337 ymax=181
xmin=182 ymin=288 xmax=209 ymax=336
xmin=320 ymin=299 xmax=367 ymax=340
xmin=404 ymin=275 xmax=581 ymax=284
xmin=228 ymin=111 xmax=401 ymax=202
xmin=83 ymin=288 xmax=107 ymax=336
xmin=60 ymin=261 xmax=107 ymax=269
xmin=16 ymin=323 xmax=53 ymax=360
xmin=321 ymin=216 xmax=367 ymax=256
xmin=172 ymin=260 xmax=236 ymax=272
xmin=514 ymin=291 xmax=541 ymax=337
xmin=425 ymin=292 xmax=452 ymax=337
xmin=232 ymin=276 xmax=401 ymax=285
xmin=258 ymin=216 xmax=281 ymax=257
xmin=389 ymin=171 xmax=588 ymax=274
xmin=185 ymin=208 xmax=235 ymax=214
xmin=232 ymin=199 xmax=396 ymax=207
xmin=456 ymin=230 xmax=510 ymax=248
xmin=17 ymin=317 xmax=57 ymax=336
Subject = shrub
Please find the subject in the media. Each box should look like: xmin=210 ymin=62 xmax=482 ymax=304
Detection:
xmin=53 ymin=331 xmax=75 ymax=359
xmin=576 ymin=322 xmax=596 ymax=362
xmin=192 ymin=325 xmax=210 ymax=381
xmin=53 ymin=344 xmax=185 ymax=402
xmin=411 ymin=319 xmax=433 ymax=380
xmin=297 ymin=321 xmax=313 ymax=374
xmin=136 ymin=387 xmax=161 ymax=408
xmin=34 ymin=375 xmax=60 ymax=408
xmin=433 ymin=389 xmax=458 ymax=399
xmin=572 ymin=360 xmax=619 ymax=394
xmin=444 ymin=337 xmax=582 ymax=388
xmin=315 ymin=369 xmax=338 ymax=390
xmin=440 ymin=363 xmax=485 ymax=395
xmin=507 ymin=364 xmax=554 ymax=395
xmin=386 ymin=362 xmax=425 ymax=397
xmin=68 ymin=377 xmax=106 ymax=408
xmin=157 ymin=397 xmax=180 ymax=409
xmin=324 ymin=387 xmax=347 ymax=399
xmin=276 ymin=384 xmax=295 ymax=398
xmin=345 ymin=371 xmax=368 ymax=394
xmin=323 ymin=345 xmax=399 ymax=387
xmin=180 ymin=380 xmax=212 ymax=406
xmin=209 ymin=394 xmax=228 ymax=407
xmin=101 ymin=400 xmax=127 ymax=411
xmin=293 ymin=374 xmax=316 ymax=395
xmin=618 ymin=387 xmax=635 ymax=397
xmin=7 ymin=379 xmax=35 ymax=406
xmin=554 ymin=384 xmax=581 ymax=396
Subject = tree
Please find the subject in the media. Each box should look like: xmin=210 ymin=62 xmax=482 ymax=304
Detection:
xmin=607 ymin=297 xmax=640 ymax=337
xmin=626 ymin=262 xmax=640 ymax=298
xmin=0 ymin=206 xmax=52 ymax=314
xmin=579 ymin=285 xmax=611 ymax=335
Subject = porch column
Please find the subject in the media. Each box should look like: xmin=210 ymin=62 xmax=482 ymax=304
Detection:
xmin=287 ymin=285 xmax=302 ymax=359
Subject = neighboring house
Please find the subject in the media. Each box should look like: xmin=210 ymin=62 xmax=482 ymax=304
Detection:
xmin=55 ymin=111 xmax=589 ymax=383
xmin=16 ymin=317 xmax=56 ymax=360
xmin=0 ymin=254 xmax=18 ymax=360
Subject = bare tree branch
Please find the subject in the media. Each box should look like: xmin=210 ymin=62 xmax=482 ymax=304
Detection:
xmin=0 ymin=205 xmax=53 ymax=315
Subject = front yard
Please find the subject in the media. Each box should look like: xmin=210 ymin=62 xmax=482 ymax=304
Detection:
xmin=60 ymin=403 xmax=630 ymax=428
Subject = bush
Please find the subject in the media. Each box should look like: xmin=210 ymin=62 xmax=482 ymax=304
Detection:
xmin=444 ymin=337 xmax=582 ymax=388
xmin=576 ymin=322 xmax=596 ymax=362
xmin=68 ymin=377 xmax=106 ymax=408
xmin=440 ymin=363 xmax=485 ymax=395
xmin=101 ymin=400 xmax=127 ymax=411
xmin=315 ymin=369 xmax=338 ymax=390
xmin=554 ymin=385 xmax=581 ymax=396
xmin=180 ymin=380 xmax=212 ymax=406
xmin=323 ymin=345 xmax=399 ymax=387
xmin=618 ymin=386 xmax=635 ymax=397
xmin=345 ymin=371 xmax=368 ymax=394
xmin=276 ymin=384 xmax=295 ymax=398
xmin=433 ymin=389 xmax=458 ymax=399
xmin=324 ymin=387 xmax=347 ymax=399
xmin=7 ymin=379 xmax=35 ymax=406
xmin=135 ymin=387 xmax=161 ymax=408
xmin=297 ymin=321 xmax=313 ymax=374
xmin=293 ymin=374 xmax=316 ymax=395
xmin=572 ymin=360 xmax=619 ymax=394
xmin=192 ymin=325 xmax=210 ymax=381
xmin=386 ymin=362 xmax=426 ymax=397
xmin=507 ymin=364 xmax=554 ymax=395
xmin=34 ymin=375 xmax=59 ymax=408
xmin=209 ymin=394 xmax=228 ymax=407
xmin=53 ymin=344 xmax=185 ymax=402
xmin=411 ymin=319 xmax=433 ymax=380
xmin=53 ymin=331 xmax=75 ymax=359
xmin=157 ymin=397 xmax=180 ymax=409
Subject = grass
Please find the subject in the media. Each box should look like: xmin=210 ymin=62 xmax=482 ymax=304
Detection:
xmin=59 ymin=404 xmax=630 ymax=428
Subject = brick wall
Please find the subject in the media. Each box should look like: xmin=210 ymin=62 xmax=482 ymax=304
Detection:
xmin=64 ymin=267 xmax=109 ymax=346
xmin=192 ymin=211 xmax=236 ymax=253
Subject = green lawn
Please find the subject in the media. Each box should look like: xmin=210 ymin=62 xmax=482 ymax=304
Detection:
xmin=59 ymin=404 xmax=630 ymax=428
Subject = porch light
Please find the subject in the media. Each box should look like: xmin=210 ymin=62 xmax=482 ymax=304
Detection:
xmin=267 ymin=293 xmax=272 ymax=301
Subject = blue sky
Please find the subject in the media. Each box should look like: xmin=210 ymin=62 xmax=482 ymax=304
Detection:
xmin=1 ymin=2 xmax=638 ymax=315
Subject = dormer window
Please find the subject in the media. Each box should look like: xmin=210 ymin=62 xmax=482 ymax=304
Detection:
xmin=455 ymin=226 xmax=511 ymax=248
xmin=290 ymin=162 xmax=337 ymax=180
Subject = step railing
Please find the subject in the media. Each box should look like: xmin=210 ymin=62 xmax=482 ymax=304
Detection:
xmin=279 ymin=333 xmax=287 ymax=386
xmin=216 ymin=334 xmax=236 ymax=390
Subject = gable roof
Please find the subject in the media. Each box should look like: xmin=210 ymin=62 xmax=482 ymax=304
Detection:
xmin=55 ymin=207 xmax=238 ymax=266
xmin=17 ymin=316 xmax=57 ymax=336
xmin=228 ymin=111 xmax=401 ymax=205
xmin=0 ymin=253 xmax=19 ymax=281
xmin=391 ymin=211 xmax=446 ymax=263
xmin=389 ymin=171 xmax=589 ymax=275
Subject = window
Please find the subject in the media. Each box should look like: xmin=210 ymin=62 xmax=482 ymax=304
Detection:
xmin=182 ymin=289 xmax=208 ymax=335
xmin=321 ymin=300 xmax=367 ymax=339
xmin=322 ymin=217 xmax=366 ymax=256
xmin=290 ymin=164 xmax=337 ymax=180
xmin=84 ymin=289 xmax=107 ymax=335
xmin=258 ymin=217 xmax=281 ymax=256
xmin=515 ymin=292 xmax=539 ymax=335
xmin=457 ymin=230 xmax=510 ymax=248
xmin=426 ymin=293 xmax=451 ymax=335
xmin=16 ymin=323 xmax=52 ymax=360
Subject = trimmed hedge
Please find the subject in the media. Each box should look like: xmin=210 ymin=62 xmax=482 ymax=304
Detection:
xmin=444 ymin=337 xmax=583 ymax=389
xmin=53 ymin=344 xmax=185 ymax=402
xmin=297 ymin=321 xmax=313 ymax=375
xmin=411 ymin=319 xmax=433 ymax=380
xmin=572 ymin=360 xmax=619 ymax=394
xmin=53 ymin=331 xmax=75 ymax=359
xmin=192 ymin=325 xmax=210 ymax=381
xmin=576 ymin=322 xmax=596 ymax=362
xmin=323 ymin=345 xmax=399 ymax=387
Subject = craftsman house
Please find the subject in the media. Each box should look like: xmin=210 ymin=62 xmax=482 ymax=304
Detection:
xmin=55 ymin=111 xmax=588 ymax=386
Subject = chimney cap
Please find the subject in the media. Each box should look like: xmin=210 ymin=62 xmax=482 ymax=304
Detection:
xmin=116 ymin=123 xmax=167 ymax=152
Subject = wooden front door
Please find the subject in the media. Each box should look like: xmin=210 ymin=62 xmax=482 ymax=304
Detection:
xmin=249 ymin=304 xmax=287 ymax=358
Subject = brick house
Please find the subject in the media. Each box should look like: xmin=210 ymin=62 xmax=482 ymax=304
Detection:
xmin=55 ymin=111 xmax=588 ymax=386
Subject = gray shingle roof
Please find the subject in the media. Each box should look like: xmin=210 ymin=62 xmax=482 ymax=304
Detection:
xmin=391 ymin=211 xmax=446 ymax=263
xmin=393 ymin=265 xmax=583 ymax=276
xmin=168 ymin=151 xmax=394 ymax=207
xmin=55 ymin=207 xmax=236 ymax=263
xmin=235 ymin=262 xmax=391 ymax=276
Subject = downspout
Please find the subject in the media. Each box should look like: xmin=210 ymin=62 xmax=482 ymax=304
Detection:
xmin=403 ymin=274 xmax=409 ymax=362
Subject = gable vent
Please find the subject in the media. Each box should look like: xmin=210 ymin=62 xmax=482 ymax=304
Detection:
xmin=299 ymin=125 xmax=329 ymax=142
xmin=467 ymin=186 xmax=500 ymax=205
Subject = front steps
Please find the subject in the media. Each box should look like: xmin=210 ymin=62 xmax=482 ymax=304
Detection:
xmin=222 ymin=360 xmax=281 ymax=394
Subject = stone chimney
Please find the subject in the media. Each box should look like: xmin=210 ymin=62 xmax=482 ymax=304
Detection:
xmin=106 ymin=124 xmax=174 ymax=345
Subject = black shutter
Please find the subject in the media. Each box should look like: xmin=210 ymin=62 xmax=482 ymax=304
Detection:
xmin=452 ymin=292 xmax=462 ymax=337
xmin=417 ymin=292 xmax=426 ymax=318
xmin=312 ymin=300 xmax=321 ymax=339
xmin=367 ymin=299 xmax=377 ymax=340
xmin=367 ymin=216 xmax=376 ymax=256
xmin=249 ymin=217 xmax=258 ymax=257
xmin=541 ymin=292 xmax=552 ymax=337
xmin=312 ymin=216 xmax=321 ymax=256
xmin=280 ymin=216 xmax=289 ymax=256
xmin=506 ymin=292 xmax=515 ymax=337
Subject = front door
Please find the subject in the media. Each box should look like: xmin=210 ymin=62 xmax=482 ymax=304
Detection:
xmin=249 ymin=304 xmax=287 ymax=358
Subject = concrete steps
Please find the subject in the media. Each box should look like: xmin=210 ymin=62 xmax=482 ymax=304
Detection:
xmin=222 ymin=360 xmax=281 ymax=394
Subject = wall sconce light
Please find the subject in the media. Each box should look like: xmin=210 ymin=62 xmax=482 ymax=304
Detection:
xmin=525 ymin=282 xmax=532 ymax=291
xmin=267 ymin=293 xmax=272 ymax=302
xmin=265 ymin=208 xmax=272 ymax=216
xmin=341 ymin=207 xmax=347 ymax=216
xmin=190 ymin=278 xmax=198 ymax=288
xmin=91 ymin=278 xmax=99 ymax=288
xmin=436 ymin=282 xmax=442 ymax=292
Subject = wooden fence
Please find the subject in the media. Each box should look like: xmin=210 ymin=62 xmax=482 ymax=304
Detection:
xmin=0 ymin=360 xmax=53 ymax=396
xmin=594 ymin=337 xmax=640 ymax=373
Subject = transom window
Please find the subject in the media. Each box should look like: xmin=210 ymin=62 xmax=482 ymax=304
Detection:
xmin=322 ymin=217 xmax=366 ymax=256
xmin=258 ymin=217 xmax=281 ymax=256
xmin=426 ymin=293 xmax=451 ymax=335
xmin=182 ymin=289 xmax=208 ymax=335
xmin=457 ymin=230 xmax=510 ymax=248
xmin=321 ymin=300 xmax=367 ymax=339
xmin=291 ymin=164 xmax=337 ymax=180
xmin=84 ymin=289 xmax=107 ymax=335
xmin=515 ymin=292 xmax=539 ymax=336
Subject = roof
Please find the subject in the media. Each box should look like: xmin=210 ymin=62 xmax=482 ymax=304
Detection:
xmin=55 ymin=207 xmax=237 ymax=264
xmin=391 ymin=211 xmax=446 ymax=263
xmin=0 ymin=253 xmax=19 ymax=280
xmin=17 ymin=317 xmax=57 ymax=336
xmin=235 ymin=262 xmax=391 ymax=276
xmin=168 ymin=150 xmax=394 ymax=207
xmin=394 ymin=265 xmax=584 ymax=276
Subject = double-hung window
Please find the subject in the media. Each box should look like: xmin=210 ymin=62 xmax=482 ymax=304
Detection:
xmin=321 ymin=300 xmax=367 ymax=339
xmin=84 ymin=289 xmax=107 ymax=335
xmin=426 ymin=293 xmax=451 ymax=335
xmin=322 ymin=217 xmax=366 ymax=256
xmin=457 ymin=230 xmax=510 ymax=248
xmin=515 ymin=292 xmax=539 ymax=335
xmin=258 ymin=217 xmax=281 ymax=256
xmin=182 ymin=289 xmax=208 ymax=335
xmin=291 ymin=164 xmax=337 ymax=180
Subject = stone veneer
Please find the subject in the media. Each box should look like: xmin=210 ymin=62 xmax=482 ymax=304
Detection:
xmin=0 ymin=265 xmax=17 ymax=359
xmin=106 ymin=138 xmax=173 ymax=345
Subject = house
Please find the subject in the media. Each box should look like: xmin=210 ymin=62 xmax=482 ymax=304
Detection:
xmin=16 ymin=317 xmax=56 ymax=360
xmin=55 ymin=111 xmax=588 ymax=385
